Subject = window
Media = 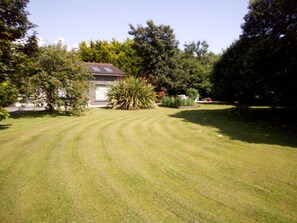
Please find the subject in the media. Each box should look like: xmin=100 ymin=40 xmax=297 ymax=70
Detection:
xmin=103 ymin=67 xmax=113 ymax=72
xmin=92 ymin=66 xmax=101 ymax=72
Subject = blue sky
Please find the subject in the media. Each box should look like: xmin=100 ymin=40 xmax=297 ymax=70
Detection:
xmin=27 ymin=0 xmax=249 ymax=53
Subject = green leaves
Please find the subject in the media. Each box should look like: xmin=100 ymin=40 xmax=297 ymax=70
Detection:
xmin=29 ymin=43 xmax=90 ymax=114
xmin=78 ymin=39 xmax=142 ymax=76
xmin=0 ymin=0 xmax=38 ymax=120
xmin=161 ymin=96 xmax=195 ymax=108
xmin=129 ymin=21 xmax=218 ymax=96
xmin=107 ymin=76 xmax=157 ymax=110
xmin=242 ymin=0 xmax=297 ymax=39
xmin=0 ymin=107 xmax=9 ymax=121
xmin=212 ymin=0 xmax=297 ymax=107
xmin=0 ymin=80 xmax=18 ymax=107
xmin=186 ymin=88 xmax=199 ymax=100
xmin=0 ymin=0 xmax=34 ymax=41
xmin=129 ymin=20 xmax=179 ymax=92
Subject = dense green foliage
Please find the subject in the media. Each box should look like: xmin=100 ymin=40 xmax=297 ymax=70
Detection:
xmin=0 ymin=0 xmax=38 ymax=119
xmin=212 ymin=0 xmax=297 ymax=106
xmin=129 ymin=21 xmax=218 ymax=96
xmin=181 ymin=41 xmax=219 ymax=96
xmin=0 ymin=0 xmax=34 ymax=41
xmin=29 ymin=42 xmax=90 ymax=114
xmin=107 ymin=76 xmax=157 ymax=110
xmin=78 ymin=39 xmax=142 ymax=76
xmin=128 ymin=20 xmax=180 ymax=93
xmin=0 ymin=107 xmax=9 ymax=121
xmin=0 ymin=81 xmax=18 ymax=108
xmin=186 ymin=88 xmax=199 ymax=100
xmin=161 ymin=96 xmax=195 ymax=108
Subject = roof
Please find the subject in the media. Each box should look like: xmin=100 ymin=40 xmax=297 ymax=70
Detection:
xmin=83 ymin=62 xmax=125 ymax=76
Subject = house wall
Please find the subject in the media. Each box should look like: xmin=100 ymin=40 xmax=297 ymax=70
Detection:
xmin=88 ymin=76 xmax=122 ymax=107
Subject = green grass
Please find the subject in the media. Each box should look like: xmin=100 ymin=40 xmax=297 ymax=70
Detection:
xmin=0 ymin=105 xmax=296 ymax=222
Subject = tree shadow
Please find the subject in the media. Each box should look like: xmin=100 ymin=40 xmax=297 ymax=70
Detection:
xmin=0 ymin=124 xmax=12 ymax=130
xmin=170 ymin=107 xmax=297 ymax=148
xmin=9 ymin=110 xmax=71 ymax=119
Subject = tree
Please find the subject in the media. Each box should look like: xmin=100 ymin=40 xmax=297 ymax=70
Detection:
xmin=182 ymin=41 xmax=219 ymax=97
xmin=29 ymin=42 xmax=90 ymax=114
xmin=212 ymin=0 xmax=297 ymax=106
xmin=184 ymin=40 xmax=210 ymax=64
xmin=0 ymin=81 xmax=18 ymax=120
xmin=0 ymin=0 xmax=34 ymax=42
xmin=242 ymin=0 xmax=297 ymax=106
xmin=112 ymin=39 xmax=143 ymax=77
xmin=0 ymin=0 xmax=38 ymax=119
xmin=242 ymin=0 xmax=297 ymax=40
xmin=78 ymin=39 xmax=142 ymax=76
xmin=212 ymin=40 xmax=247 ymax=102
xmin=128 ymin=20 xmax=181 ymax=93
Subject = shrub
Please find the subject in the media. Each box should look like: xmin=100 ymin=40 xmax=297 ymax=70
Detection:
xmin=107 ymin=76 xmax=157 ymax=110
xmin=161 ymin=96 xmax=195 ymax=108
xmin=0 ymin=107 xmax=9 ymax=121
xmin=186 ymin=88 xmax=199 ymax=100
xmin=161 ymin=96 xmax=180 ymax=108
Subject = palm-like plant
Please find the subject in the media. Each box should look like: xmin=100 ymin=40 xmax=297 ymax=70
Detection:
xmin=107 ymin=76 xmax=157 ymax=110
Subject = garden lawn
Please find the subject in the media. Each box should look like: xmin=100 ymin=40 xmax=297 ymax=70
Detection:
xmin=0 ymin=105 xmax=296 ymax=222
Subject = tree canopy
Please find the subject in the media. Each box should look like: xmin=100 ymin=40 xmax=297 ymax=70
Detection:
xmin=29 ymin=42 xmax=90 ymax=114
xmin=212 ymin=0 xmax=297 ymax=106
xmin=128 ymin=20 xmax=219 ymax=96
xmin=0 ymin=0 xmax=34 ymax=42
xmin=78 ymin=39 xmax=142 ymax=77
xmin=128 ymin=20 xmax=180 ymax=93
xmin=0 ymin=0 xmax=38 ymax=119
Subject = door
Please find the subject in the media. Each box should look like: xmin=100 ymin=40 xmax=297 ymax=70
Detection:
xmin=95 ymin=85 xmax=109 ymax=101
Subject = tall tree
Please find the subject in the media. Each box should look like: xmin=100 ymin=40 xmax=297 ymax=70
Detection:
xmin=212 ymin=40 xmax=248 ymax=102
xmin=212 ymin=0 xmax=297 ymax=106
xmin=29 ymin=42 xmax=90 ymax=114
xmin=0 ymin=0 xmax=38 ymax=119
xmin=0 ymin=0 xmax=34 ymax=42
xmin=111 ymin=39 xmax=143 ymax=77
xmin=128 ymin=20 xmax=180 ymax=93
xmin=182 ymin=41 xmax=219 ymax=97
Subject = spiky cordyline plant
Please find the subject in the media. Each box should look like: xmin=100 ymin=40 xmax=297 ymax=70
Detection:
xmin=107 ymin=76 xmax=157 ymax=110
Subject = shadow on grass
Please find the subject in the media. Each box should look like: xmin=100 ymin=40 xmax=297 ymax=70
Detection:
xmin=9 ymin=110 xmax=71 ymax=119
xmin=170 ymin=107 xmax=297 ymax=148
xmin=0 ymin=124 xmax=12 ymax=130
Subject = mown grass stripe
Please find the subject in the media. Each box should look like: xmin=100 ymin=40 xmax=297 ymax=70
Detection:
xmin=0 ymin=106 xmax=296 ymax=222
xmin=0 ymin=117 xmax=85 ymax=222
xmin=99 ymin=109 xmax=249 ymax=222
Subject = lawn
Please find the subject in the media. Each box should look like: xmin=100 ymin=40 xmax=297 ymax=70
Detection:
xmin=0 ymin=105 xmax=296 ymax=222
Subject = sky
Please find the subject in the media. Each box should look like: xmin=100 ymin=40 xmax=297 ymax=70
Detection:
xmin=27 ymin=0 xmax=249 ymax=53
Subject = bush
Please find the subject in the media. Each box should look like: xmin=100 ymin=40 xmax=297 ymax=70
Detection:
xmin=186 ymin=88 xmax=199 ymax=100
xmin=161 ymin=96 xmax=195 ymax=108
xmin=0 ymin=107 xmax=9 ymax=121
xmin=107 ymin=76 xmax=157 ymax=110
